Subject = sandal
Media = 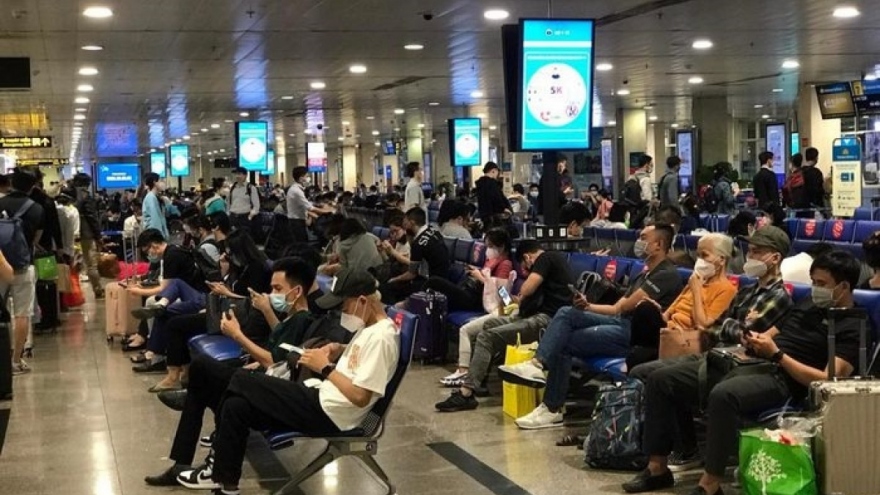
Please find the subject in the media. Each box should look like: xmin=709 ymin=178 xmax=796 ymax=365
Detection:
xmin=556 ymin=433 xmax=587 ymax=447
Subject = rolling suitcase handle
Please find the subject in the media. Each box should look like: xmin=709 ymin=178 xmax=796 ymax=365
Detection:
xmin=827 ymin=306 xmax=869 ymax=380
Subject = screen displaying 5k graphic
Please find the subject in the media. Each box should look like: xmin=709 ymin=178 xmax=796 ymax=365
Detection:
xmin=452 ymin=118 xmax=481 ymax=167
xmin=520 ymin=19 xmax=595 ymax=151
xmin=169 ymin=144 xmax=189 ymax=177
xmin=237 ymin=121 xmax=268 ymax=172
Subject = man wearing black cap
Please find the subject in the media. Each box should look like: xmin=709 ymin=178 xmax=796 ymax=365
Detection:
xmin=474 ymin=161 xmax=511 ymax=229
xmin=175 ymin=267 xmax=400 ymax=495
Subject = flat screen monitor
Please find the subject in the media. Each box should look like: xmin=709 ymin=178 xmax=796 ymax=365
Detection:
xmin=447 ymin=118 xmax=482 ymax=167
xmin=766 ymin=122 xmax=787 ymax=187
xmin=307 ymin=142 xmax=327 ymax=173
xmin=383 ymin=139 xmax=395 ymax=156
xmin=791 ymin=132 xmax=801 ymax=155
xmin=96 ymin=123 xmax=138 ymax=157
xmin=851 ymin=79 xmax=880 ymax=116
xmin=675 ymin=130 xmax=694 ymax=182
xmin=236 ymin=121 xmax=268 ymax=172
xmin=815 ymin=82 xmax=855 ymax=119
xmin=97 ymin=163 xmax=139 ymax=189
xmin=502 ymin=24 xmax=522 ymax=152
xmin=600 ymin=138 xmax=613 ymax=183
xmin=266 ymin=150 xmax=275 ymax=174
xmin=169 ymin=144 xmax=189 ymax=177
xmin=518 ymin=18 xmax=596 ymax=151
xmin=150 ymin=151 xmax=166 ymax=177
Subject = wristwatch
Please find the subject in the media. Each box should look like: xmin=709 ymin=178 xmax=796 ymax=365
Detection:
xmin=320 ymin=363 xmax=336 ymax=379
xmin=770 ymin=350 xmax=786 ymax=364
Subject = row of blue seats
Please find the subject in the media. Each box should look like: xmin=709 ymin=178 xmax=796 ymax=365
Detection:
xmin=785 ymin=218 xmax=880 ymax=256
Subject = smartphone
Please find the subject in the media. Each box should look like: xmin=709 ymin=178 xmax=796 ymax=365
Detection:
xmin=278 ymin=343 xmax=304 ymax=355
xmin=497 ymin=286 xmax=512 ymax=306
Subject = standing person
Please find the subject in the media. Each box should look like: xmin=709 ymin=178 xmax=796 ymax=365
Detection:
xmin=72 ymin=173 xmax=105 ymax=299
xmin=802 ymin=147 xmax=826 ymax=209
xmin=203 ymin=178 xmax=228 ymax=215
xmin=142 ymin=172 xmax=170 ymax=239
xmin=404 ymin=162 xmax=426 ymax=214
xmin=508 ymin=183 xmax=530 ymax=220
xmin=55 ymin=191 xmax=80 ymax=262
xmin=227 ymin=167 xmax=260 ymax=234
xmin=475 ymin=162 xmax=511 ymax=229
xmin=658 ymin=157 xmax=681 ymax=210
xmin=286 ymin=166 xmax=331 ymax=243
xmin=30 ymin=170 xmax=63 ymax=258
xmin=0 ymin=169 xmax=44 ymax=375
xmin=753 ymin=151 xmax=783 ymax=225
xmin=712 ymin=162 xmax=736 ymax=215
xmin=783 ymin=153 xmax=809 ymax=212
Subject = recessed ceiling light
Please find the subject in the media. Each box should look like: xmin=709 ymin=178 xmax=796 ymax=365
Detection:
xmin=175 ymin=139 xmax=183 ymax=143
xmin=211 ymin=123 xmax=220 ymax=129
xmin=83 ymin=6 xmax=113 ymax=18
xmin=692 ymin=39 xmax=713 ymax=50
xmin=394 ymin=108 xmax=405 ymax=114
xmin=224 ymin=119 xmax=233 ymax=123
xmin=74 ymin=114 xmax=86 ymax=121
xmin=366 ymin=116 xmax=375 ymax=120
xmin=77 ymin=84 xmax=94 ymax=92
xmin=73 ymin=122 xmax=83 ymax=126
xmin=74 ymin=97 xmax=90 ymax=104
xmin=374 ymin=141 xmax=381 ymax=146
xmin=607 ymin=120 xmax=617 ymax=126
xmin=310 ymin=81 xmax=326 ymax=90
xmin=372 ymin=130 xmax=380 ymax=136
xmin=239 ymin=112 xmax=249 ymax=117
xmin=772 ymin=88 xmax=784 ymax=93
xmin=183 ymin=135 xmax=191 ymax=140
xmin=281 ymin=95 xmax=294 ymax=100
xmin=288 ymin=133 xmax=295 ymax=137
xmin=191 ymin=132 xmax=199 ymax=136
xmin=471 ymin=90 xmax=484 ymax=98
xmin=489 ymin=125 xmax=497 ymax=130
xmin=484 ymin=9 xmax=509 ymax=20
xmin=418 ymin=123 xmax=426 ymax=128
xmin=342 ymin=121 xmax=351 ymax=126
xmin=150 ymin=148 xmax=156 ymax=153
xmin=617 ymin=89 xmax=631 ymax=96
xmin=833 ymin=6 xmax=860 ymax=18
xmin=393 ymin=127 xmax=401 ymax=132
xmin=649 ymin=115 xmax=659 ymax=121
xmin=349 ymin=64 xmax=367 ymax=74
xmin=338 ymin=137 xmax=345 ymax=141
xmin=404 ymin=43 xmax=424 ymax=50
xmin=81 ymin=44 xmax=103 ymax=51
xmin=428 ymin=101 xmax=440 ymax=106
xmin=761 ymin=114 xmax=770 ymax=119
xmin=78 ymin=67 xmax=99 ymax=76
xmin=782 ymin=59 xmax=800 ymax=69
xmin=688 ymin=76 xmax=704 ymax=84
xmin=596 ymin=63 xmax=613 ymax=71
xmin=75 ymin=108 xmax=87 ymax=112
xmin=754 ymin=104 xmax=764 ymax=109
xmin=671 ymin=123 xmax=680 ymax=128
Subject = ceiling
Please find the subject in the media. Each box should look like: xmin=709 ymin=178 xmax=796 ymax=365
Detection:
xmin=1 ymin=0 xmax=879 ymax=163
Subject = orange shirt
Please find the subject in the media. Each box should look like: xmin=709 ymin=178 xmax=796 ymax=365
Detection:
xmin=664 ymin=276 xmax=737 ymax=330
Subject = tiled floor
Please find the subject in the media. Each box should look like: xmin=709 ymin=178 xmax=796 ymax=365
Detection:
xmin=0 ymin=287 xmax=712 ymax=495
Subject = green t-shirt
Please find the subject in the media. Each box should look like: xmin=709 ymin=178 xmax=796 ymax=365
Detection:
xmin=266 ymin=310 xmax=315 ymax=363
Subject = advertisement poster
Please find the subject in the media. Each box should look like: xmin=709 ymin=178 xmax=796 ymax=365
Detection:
xmin=863 ymin=132 xmax=880 ymax=188
xmin=676 ymin=131 xmax=693 ymax=189
xmin=236 ymin=121 xmax=268 ymax=172
xmin=169 ymin=144 xmax=189 ymax=177
xmin=520 ymin=19 xmax=595 ymax=150
xmin=832 ymin=137 xmax=862 ymax=217
xmin=266 ymin=150 xmax=275 ymax=174
xmin=600 ymin=138 xmax=613 ymax=188
xmin=97 ymin=164 xmax=139 ymax=189
xmin=150 ymin=151 xmax=166 ymax=178
xmin=451 ymin=118 xmax=482 ymax=167
xmin=306 ymin=142 xmax=327 ymax=173
xmin=815 ymin=83 xmax=855 ymax=119
xmin=766 ymin=123 xmax=786 ymax=186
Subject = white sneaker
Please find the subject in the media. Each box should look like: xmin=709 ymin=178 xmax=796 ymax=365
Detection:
xmin=498 ymin=361 xmax=545 ymax=388
xmin=439 ymin=370 xmax=468 ymax=387
xmin=176 ymin=454 xmax=220 ymax=490
xmin=515 ymin=403 xmax=563 ymax=430
xmin=12 ymin=360 xmax=31 ymax=376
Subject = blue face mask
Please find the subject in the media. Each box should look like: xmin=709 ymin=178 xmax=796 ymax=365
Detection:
xmin=269 ymin=289 xmax=296 ymax=313
xmin=147 ymin=254 xmax=160 ymax=263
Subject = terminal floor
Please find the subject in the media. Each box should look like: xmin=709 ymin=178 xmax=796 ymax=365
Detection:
xmin=0 ymin=289 xmax=727 ymax=495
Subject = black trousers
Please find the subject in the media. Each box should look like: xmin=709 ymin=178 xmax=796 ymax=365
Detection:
xmin=289 ymin=218 xmax=308 ymax=243
xmin=422 ymin=276 xmax=482 ymax=312
xmin=379 ymin=277 xmax=426 ymax=305
xmin=641 ymin=357 xmax=791 ymax=476
xmin=625 ymin=303 xmax=666 ymax=370
xmin=166 ymin=313 xmax=208 ymax=367
xmin=211 ymin=371 xmax=340 ymax=486
xmin=169 ymin=355 xmax=239 ymax=465
xmin=229 ymin=213 xmax=255 ymax=238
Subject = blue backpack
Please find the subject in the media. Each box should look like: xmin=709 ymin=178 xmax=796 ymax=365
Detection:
xmin=0 ymin=199 xmax=36 ymax=270
xmin=584 ymin=378 xmax=648 ymax=471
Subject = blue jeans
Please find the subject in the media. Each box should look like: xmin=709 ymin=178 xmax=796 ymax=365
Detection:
xmin=537 ymin=306 xmax=631 ymax=410
xmin=147 ymin=279 xmax=207 ymax=354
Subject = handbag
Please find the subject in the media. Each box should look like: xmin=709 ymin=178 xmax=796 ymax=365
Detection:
xmin=34 ymin=255 xmax=58 ymax=281
xmin=658 ymin=328 xmax=704 ymax=359
xmin=739 ymin=428 xmax=817 ymax=495
xmin=699 ymin=346 xmax=776 ymax=409
xmin=56 ymin=264 xmax=72 ymax=293
xmin=502 ymin=334 xmax=542 ymax=419
xmin=61 ymin=268 xmax=85 ymax=307
xmin=206 ymin=293 xmax=252 ymax=335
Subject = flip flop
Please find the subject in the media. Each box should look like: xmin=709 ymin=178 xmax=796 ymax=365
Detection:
xmin=555 ymin=434 xmax=586 ymax=447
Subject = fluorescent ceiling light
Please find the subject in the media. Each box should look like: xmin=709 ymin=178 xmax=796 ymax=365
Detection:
xmin=484 ymin=9 xmax=509 ymax=20
xmin=338 ymin=137 xmax=345 ymax=141
xmin=81 ymin=45 xmax=103 ymax=51
xmin=596 ymin=63 xmax=613 ymax=71
xmin=342 ymin=121 xmax=351 ymax=125
xmin=761 ymin=114 xmax=770 ymax=119
xmin=310 ymin=81 xmax=326 ymax=89
xmin=692 ymin=39 xmax=713 ymax=50
xmin=281 ymin=95 xmax=294 ymax=100
xmin=489 ymin=125 xmax=497 ymax=130
xmin=74 ymin=114 xmax=86 ymax=120
xmin=471 ymin=90 xmax=484 ymax=98
xmin=366 ymin=116 xmax=375 ymax=120
xmin=671 ymin=123 xmax=680 ymax=128
xmin=418 ymin=123 xmax=426 ymax=128
xmin=394 ymin=127 xmax=401 ymax=132
xmin=754 ymin=104 xmax=764 ymax=108
xmin=617 ymin=89 xmax=631 ymax=96
xmin=183 ymin=135 xmax=191 ymax=140
xmin=688 ymin=76 xmax=704 ymax=84
xmin=75 ymin=108 xmax=87 ymax=112
xmin=79 ymin=67 xmax=99 ymax=76
xmin=372 ymin=130 xmax=380 ymax=136
xmin=404 ymin=44 xmax=424 ymax=50
xmin=74 ymin=97 xmax=90 ymax=104
xmin=349 ymin=64 xmax=367 ymax=74
xmin=394 ymin=108 xmax=405 ymax=114
xmin=649 ymin=115 xmax=659 ymax=121
xmin=782 ymin=59 xmax=800 ymax=69
xmin=428 ymin=102 xmax=440 ymax=106
xmin=772 ymin=88 xmax=784 ymax=93
xmin=83 ymin=6 xmax=113 ymax=18
xmin=374 ymin=141 xmax=381 ymax=146
xmin=607 ymin=120 xmax=617 ymax=126
xmin=77 ymin=84 xmax=94 ymax=92
xmin=210 ymin=123 xmax=220 ymax=129
xmin=239 ymin=112 xmax=249 ymax=117
xmin=833 ymin=6 xmax=860 ymax=18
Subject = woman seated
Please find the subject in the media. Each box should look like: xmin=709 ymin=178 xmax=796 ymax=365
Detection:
xmin=375 ymin=210 xmax=411 ymax=282
xmin=318 ymin=218 xmax=383 ymax=276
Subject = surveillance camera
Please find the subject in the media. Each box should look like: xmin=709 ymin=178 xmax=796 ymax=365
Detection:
xmin=316 ymin=123 xmax=324 ymax=130
xmin=623 ymin=79 xmax=629 ymax=85
xmin=422 ymin=12 xmax=434 ymax=21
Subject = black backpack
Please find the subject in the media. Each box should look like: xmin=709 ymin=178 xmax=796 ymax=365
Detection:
xmin=622 ymin=178 xmax=643 ymax=206
xmin=190 ymin=244 xmax=223 ymax=283
xmin=699 ymin=182 xmax=721 ymax=213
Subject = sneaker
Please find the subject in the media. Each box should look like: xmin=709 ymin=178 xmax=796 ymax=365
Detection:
xmin=439 ymin=370 xmax=468 ymax=387
xmin=622 ymin=468 xmax=675 ymax=493
xmin=176 ymin=454 xmax=220 ymax=490
xmin=514 ymin=403 xmax=563 ymax=430
xmin=498 ymin=361 xmax=546 ymax=388
xmin=145 ymin=464 xmax=190 ymax=486
xmin=199 ymin=432 xmax=214 ymax=448
xmin=434 ymin=390 xmax=478 ymax=412
xmin=12 ymin=360 xmax=31 ymax=376
xmin=668 ymin=449 xmax=703 ymax=472
xmin=132 ymin=306 xmax=166 ymax=320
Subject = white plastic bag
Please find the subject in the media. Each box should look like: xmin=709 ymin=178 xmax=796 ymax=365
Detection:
xmin=482 ymin=269 xmax=516 ymax=314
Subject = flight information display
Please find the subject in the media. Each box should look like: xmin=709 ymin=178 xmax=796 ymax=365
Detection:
xmin=97 ymin=163 xmax=139 ymax=189
xmin=815 ymin=82 xmax=855 ymax=119
xmin=236 ymin=121 xmax=268 ymax=172
xmin=169 ymin=144 xmax=189 ymax=177
xmin=448 ymin=118 xmax=482 ymax=167
xmin=150 ymin=151 xmax=166 ymax=177
xmin=851 ymin=79 xmax=880 ymax=115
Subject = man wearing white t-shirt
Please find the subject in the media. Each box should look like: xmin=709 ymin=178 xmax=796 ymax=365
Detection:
xmin=181 ymin=268 xmax=400 ymax=495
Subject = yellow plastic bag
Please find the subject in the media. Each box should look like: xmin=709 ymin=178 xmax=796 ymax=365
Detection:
xmin=502 ymin=334 xmax=542 ymax=419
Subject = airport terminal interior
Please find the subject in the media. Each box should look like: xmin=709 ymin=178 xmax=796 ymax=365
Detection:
xmin=3 ymin=1 xmax=880 ymax=495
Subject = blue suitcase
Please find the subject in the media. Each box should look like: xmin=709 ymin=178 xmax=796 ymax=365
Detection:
xmin=407 ymin=290 xmax=448 ymax=363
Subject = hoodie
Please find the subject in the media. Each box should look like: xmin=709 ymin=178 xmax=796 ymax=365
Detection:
xmin=337 ymin=233 xmax=383 ymax=270
xmin=475 ymin=175 xmax=509 ymax=220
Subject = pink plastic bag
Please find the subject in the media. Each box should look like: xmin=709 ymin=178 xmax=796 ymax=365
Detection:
xmin=117 ymin=261 xmax=149 ymax=281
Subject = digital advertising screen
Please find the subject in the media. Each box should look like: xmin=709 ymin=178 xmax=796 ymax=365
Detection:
xmin=97 ymin=163 xmax=139 ymax=189
xmin=266 ymin=150 xmax=275 ymax=174
xmin=169 ymin=144 xmax=190 ymax=177
xmin=447 ymin=118 xmax=482 ymax=167
xmin=791 ymin=132 xmax=801 ymax=155
xmin=850 ymin=79 xmax=880 ymax=116
xmin=383 ymin=139 xmax=396 ymax=156
xmin=675 ymin=130 xmax=694 ymax=181
xmin=306 ymin=142 xmax=327 ymax=173
xmin=766 ymin=122 xmax=787 ymax=186
xmin=150 ymin=151 xmax=166 ymax=177
xmin=815 ymin=82 xmax=855 ymax=120
xmin=235 ymin=121 xmax=268 ymax=172
xmin=600 ymin=138 xmax=613 ymax=188
xmin=519 ymin=18 xmax=595 ymax=151
xmin=96 ymin=123 xmax=138 ymax=157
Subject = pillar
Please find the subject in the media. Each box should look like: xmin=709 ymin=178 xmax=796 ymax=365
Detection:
xmin=646 ymin=123 xmax=668 ymax=183
xmin=342 ymin=145 xmax=358 ymax=191
xmin=692 ymin=96 xmax=734 ymax=167
xmin=615 ymin=108 xmax=647 ymax=192
xmin=796 ymin=85 xmax=841 ymax=177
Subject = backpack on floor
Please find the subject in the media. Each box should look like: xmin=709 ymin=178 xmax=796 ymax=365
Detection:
xmin=584 ymin=378 xmax=648 ymax=471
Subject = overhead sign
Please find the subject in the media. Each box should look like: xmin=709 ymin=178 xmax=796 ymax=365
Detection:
xmin=150 ymin=151 xmax=167 ymax=178
xmin=448 ymin=118 xmax=482 ymax=167
xmin=850 ymin=79 xmax=880 ymax=115
xmin=0 ymin=136 xmax=52 ymax=149
xmin=16 ymin=158 xmax=69 ymax=166
xmin=519 ymin=18 xmax=596 ymax=151
xmin=236 ymin=121 xmax=268 ymax=172
xmin=831 ymin=137 xmax=862 ymax=217
xmin=169 ymin=144 xmax=189 ymax=177
xmin=815 ymin=82 xmax=855 ymax=119
xmin=96 ymin=123 xmax=138 ymax=157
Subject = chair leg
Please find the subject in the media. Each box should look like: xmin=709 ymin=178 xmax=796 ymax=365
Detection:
xmin=358 ymin=453 xmax=394 ymax=495
xmin=273 ymin=449 xmax=335 ymax=495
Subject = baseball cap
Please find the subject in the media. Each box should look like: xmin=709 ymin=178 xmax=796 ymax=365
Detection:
xmin=741 ymin=225 xmax=790 ymax=256
xmin=315 ymin=268 xmax=379 ymax=309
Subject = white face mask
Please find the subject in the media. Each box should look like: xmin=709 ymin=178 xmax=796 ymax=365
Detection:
xmin=529 ymin=191 xmax=539 ymax=198
xmin=633 ymin=239 xmax=649 ymax=259
xmin=743 ymin=258 xmax=768 ymax=278
xmin=486 ymin=247 xmax=499 ymax=260
xmin=694 ymin=258 xmax=716 ymax=279
xmin=811 ymin=285 xmax=837 ymax=308
xmin=340 ymin=299 xmax=366 ymax=333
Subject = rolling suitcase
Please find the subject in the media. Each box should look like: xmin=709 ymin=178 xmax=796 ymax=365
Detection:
xmin=810 ymin=307 xmax=880 ymax=495
xmin=407 ymin=290 xmax=448 ymax=363
xmin=104 ymin=281 xmax=140 ymax=343
xmin=34 ymin=280 xmax=60 ymax=332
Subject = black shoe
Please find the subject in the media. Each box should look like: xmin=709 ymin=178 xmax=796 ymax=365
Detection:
xmin=145 ymin=464 xmax=190 ymax=486
xmin=473 ymin=386 xmax=491 ymax=398
xmin=132 ymin=306 xmax=166 ymax=320
xmin=130 ymin=351 xmax=148 ymax=364
xmin=686 ymin=487 xmax=724 ymax=495
xmin=199 ymin=432 xmax=214 ymax=448
xmin=435 ymin=390 xmax=478 ymax=412
xmin=157 ymin=389 xmax=188 ymax=411
xmin=122 ymin=341 xmax=146 ymax=352
xmin=668 ymin=448 xmax=703 ymax=472
xmin=622 ymin=468 xmax=675 ymax=493
xmin=133 ymin=359 xmax=167 ymax=373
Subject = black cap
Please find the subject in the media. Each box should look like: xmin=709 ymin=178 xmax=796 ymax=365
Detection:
xmin=315 ymin=268 xmax=379 ymax=309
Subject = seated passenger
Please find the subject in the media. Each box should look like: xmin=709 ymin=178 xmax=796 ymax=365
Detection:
xmin=781 ymin=242 xmax=833 ymax=285
xmin=435 ymin=239 xmax=573 ymax=412
xmin=144 ymin=257 xmax=322 ymax=487
xmin=172 ymin=268 xmax=400 ymax=494
xmin=203 ymin=178 xmax=228 ymax=216
xmin=374 ymin=210 xmax=410 ymax=282
xmin=183 ymin=214 xmax=222 ymax=262
xmin=859 ymin=231 xmax=880 ymax=289
xmin=622 ymin=251 xmax=863 ymax=495
xmin=439 ymin=201 xmax=474 ymax=240
xmin=497 ymin=225 xmax=683 ymax=429
xmin=319 ymin=218 xmax=383 ymax=276
xmin=380 ymin=207 xmax=450 ymax=304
